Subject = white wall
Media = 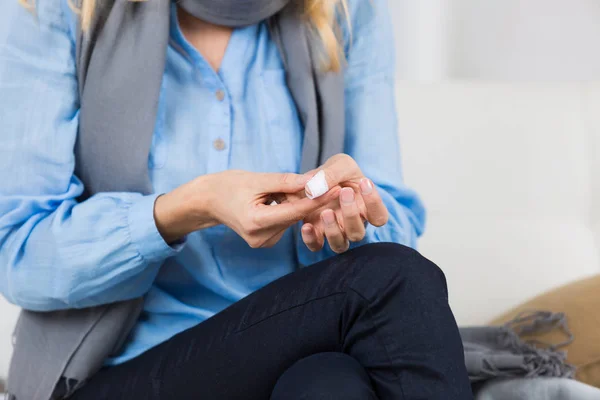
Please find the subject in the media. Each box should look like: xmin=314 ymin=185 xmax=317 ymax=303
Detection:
xmin=392 ymin=0 xmax=600 ymax=81
xmin=390 ymin=0 xmax=451 ymax=81
xmin=448 ymin=0 xmax=600 ymax=80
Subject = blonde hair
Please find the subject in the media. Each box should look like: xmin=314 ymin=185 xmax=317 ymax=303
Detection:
xmin=20 ymin=0 xmax=348 ymax=71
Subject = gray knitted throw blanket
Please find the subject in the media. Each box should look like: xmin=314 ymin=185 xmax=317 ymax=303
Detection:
xmin=461 ymin=311 xmax=576 ymax=382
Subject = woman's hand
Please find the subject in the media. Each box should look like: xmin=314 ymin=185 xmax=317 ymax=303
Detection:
xmin=299 ymin=154 xmax=390 ymax=253
xmin=154 ymin=170 xmax=339 ymax=247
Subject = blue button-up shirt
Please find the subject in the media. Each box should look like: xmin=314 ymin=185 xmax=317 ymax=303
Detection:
xmin=0 ymin=0 xmax=425 ymax=364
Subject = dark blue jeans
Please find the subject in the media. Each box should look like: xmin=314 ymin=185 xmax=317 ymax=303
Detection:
xmin=72 ymin=243 xmax=472 ymax=399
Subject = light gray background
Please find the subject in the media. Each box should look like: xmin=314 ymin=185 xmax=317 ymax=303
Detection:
xmin=391 ymin=0 xmax=600 ymax=81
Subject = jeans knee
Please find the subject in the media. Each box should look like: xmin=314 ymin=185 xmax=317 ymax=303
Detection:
xmin=347 ymin=243 xmax=448 ymax=301
xmin=394 ymin=245 xmax=448 ymax=299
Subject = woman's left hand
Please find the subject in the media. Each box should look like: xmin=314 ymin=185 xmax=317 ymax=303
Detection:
xmin=291 ymin=154 xmax=390 ymax=253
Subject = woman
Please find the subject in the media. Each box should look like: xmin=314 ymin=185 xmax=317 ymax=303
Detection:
xmin=0 ymin=0 xmax=471 ymax=399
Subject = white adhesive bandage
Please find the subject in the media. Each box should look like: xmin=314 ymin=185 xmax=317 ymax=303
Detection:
xmin=305 ymin=170 xmax=329 ymax=200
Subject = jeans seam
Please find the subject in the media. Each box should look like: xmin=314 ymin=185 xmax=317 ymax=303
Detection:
xmin=347 ymin=288 xmax=407 ymax=400
xmin=235 ymin=292 xmax=347 ymax=333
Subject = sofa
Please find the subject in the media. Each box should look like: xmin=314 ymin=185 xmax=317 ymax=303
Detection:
xmin=1 ymin=82 xmax=600 ymax=381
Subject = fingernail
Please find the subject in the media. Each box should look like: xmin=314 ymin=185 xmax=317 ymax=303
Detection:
xmin=306 ymin=170 xmax=329 ymax=200
xmin=302 ymin=225 xmax=312 ymax=234
xmin=360 ymin=178 xmax=373 ymax=195
xmin=321 ymin=210 xmax=336 ymax=226
xmin=340 ymin=188 xmax=355 ymax=205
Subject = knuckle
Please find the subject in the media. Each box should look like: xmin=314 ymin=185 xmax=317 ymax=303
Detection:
xmin=243 ymin=218 xmax=261 ymax=235
xmin=241 ymin=225 xmax=253 ymax=236
xmin=332 ymin=153 xmax=350 ymax=163
xmin=336 ymin=153 xmax=356 ymax=168
xmin=252 ymin=213 xmax=266 ymax=229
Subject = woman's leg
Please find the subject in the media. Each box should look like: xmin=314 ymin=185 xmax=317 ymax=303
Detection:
xmin=271 ymin=352 xmax=378 ymax=400
xmin=72 ymin=243 xmax=472 ymax=400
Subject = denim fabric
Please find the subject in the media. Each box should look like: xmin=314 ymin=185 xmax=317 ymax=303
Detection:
xmin=71 ymin=243 xmax=472 ymax=400
xmin=271 ymin=353 xmax=378 ymax=400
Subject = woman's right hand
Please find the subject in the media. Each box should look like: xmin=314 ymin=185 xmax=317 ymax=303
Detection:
xmin=154 ymin=170 xmax=340 ymax=248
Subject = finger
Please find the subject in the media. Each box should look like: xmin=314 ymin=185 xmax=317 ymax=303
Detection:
xmin=359 ymin=178 xmax=389 ymax=227
xmin=301 ymin=223 xmax=324 ymax=252
xmin=321 ymin=209 xmax=349 ymax=254
xmin=306 ymin=154 xmax=361 ymax=199
xmin=257 ymin=187 xmax=342 ymax=228
xmin=258 ymin=172 xmax=311 ymax=194
xmin=339 ymin=188 xmax=366 ymax=242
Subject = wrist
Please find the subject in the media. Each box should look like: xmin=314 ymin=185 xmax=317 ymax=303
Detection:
xmin=154 ymin=176 xmax=218 ymax=243
xmin=189 ymin=174 xmax=220 ymax=229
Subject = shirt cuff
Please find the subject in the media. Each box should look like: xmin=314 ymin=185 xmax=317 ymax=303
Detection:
xmin=127 ymin=194 xmax=185 ymax=263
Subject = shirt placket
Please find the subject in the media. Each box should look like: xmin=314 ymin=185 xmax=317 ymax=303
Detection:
xmin=206 ymin=81 xmax=232 ymax=174
xmin=187 ymin=44 xmax=232 ymax=174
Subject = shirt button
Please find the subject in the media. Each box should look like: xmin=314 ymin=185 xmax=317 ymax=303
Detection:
xmin=213 ymin=138 xmax=226 ymax=151
xmin=215 ymin=89 xmax=225 ymax=102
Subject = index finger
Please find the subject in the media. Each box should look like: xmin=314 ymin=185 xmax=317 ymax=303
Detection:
xmin=257 ymin=172 xmax=311 ymax=194
xmin=257 ymin=187 xmax=341 ymax=228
